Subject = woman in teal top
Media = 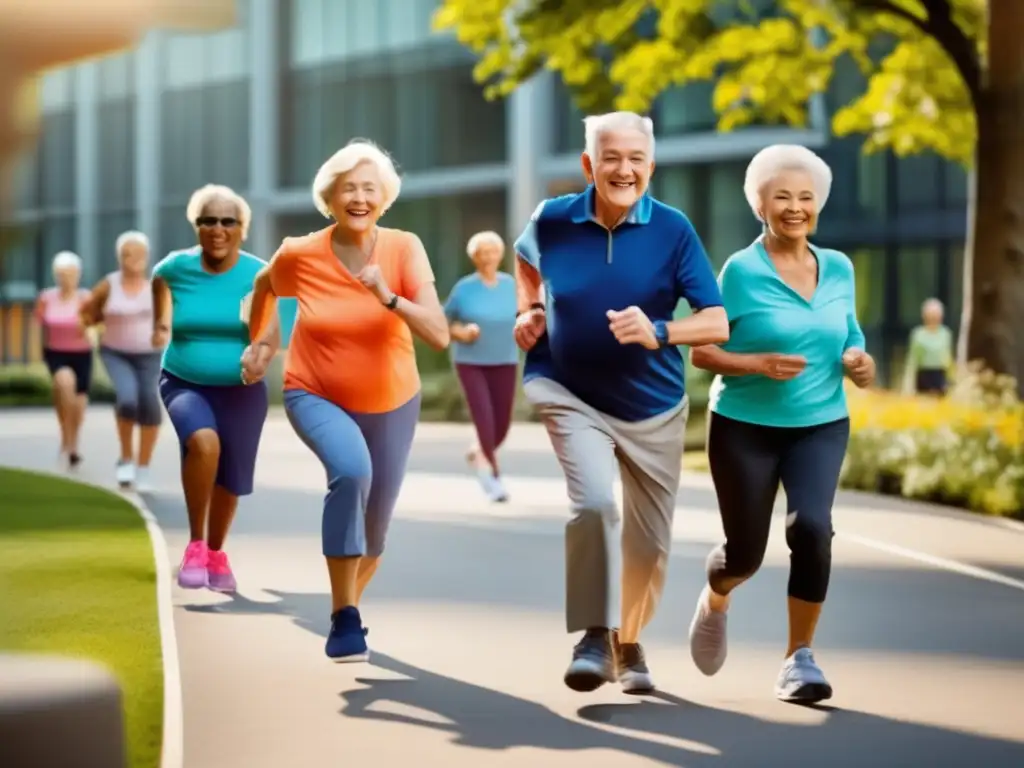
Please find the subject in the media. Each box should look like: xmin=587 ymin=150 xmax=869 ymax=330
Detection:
xmin=152 ymin=184 xmax=280 ymax=595
xmin=904 ymin=298 xmax=954 ymax=395
xmin=686 ymin=145 xmax=876 ymax=705
xmin=444 ymin=230 xmax=519 ymax=503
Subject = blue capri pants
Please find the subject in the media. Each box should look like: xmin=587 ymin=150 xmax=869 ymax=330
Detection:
xmin=283 ymin=389 xmax=421 ymax=558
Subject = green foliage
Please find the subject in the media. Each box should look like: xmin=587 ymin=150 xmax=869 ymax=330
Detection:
xmin=434 ymin=0 xmax=986 ymax=166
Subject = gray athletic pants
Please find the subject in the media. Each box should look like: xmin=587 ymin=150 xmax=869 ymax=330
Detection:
xmin=524 ymin=377 xmax=688 ymax=633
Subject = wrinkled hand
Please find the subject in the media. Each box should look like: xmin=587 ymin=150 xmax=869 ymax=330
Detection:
xmin=240 ymin=342 xmax=274 ymax=385
xmin=607 ymin=306 xmax=657 ymax=350
xmin=151 ymin=325 xmax=169 ymax=349
xmin=843 ymin=348 xmax=876 ymax=388
xmin=463 ymin=323 xmax=481 ymax=343
xmin=356 ymin=264 xmax=393 ymax=304
xmin=514 ymin=309 xmax=546 ymax=351
xmin=756 ymin=353 xmax=807 ymax=381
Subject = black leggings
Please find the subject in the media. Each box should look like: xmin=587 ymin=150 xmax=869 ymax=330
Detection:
xmin=705 ymin=412 xmax=850 ymax=604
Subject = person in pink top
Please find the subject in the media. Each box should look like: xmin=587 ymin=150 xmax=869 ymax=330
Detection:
xmin=80 ymin=231 xmax=163 ymax=491
xmin=34 ymin=250 xmax=93 ymax=469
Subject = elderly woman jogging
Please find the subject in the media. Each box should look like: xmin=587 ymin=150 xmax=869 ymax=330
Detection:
xmin=247 ymin=139 xmax=449 ymax=663
xmin=152 ymin=184 xmax=279 ymax=594
xmin=34 ymin=250 xmax=93 ymax=469
xmin=444 ymin=230 xmax=519 ymax=502
xmin=80 ymin=230 xmax=163 ymax=490
xmin=515 ymin=111 xmax=729 ymax=694
xmin=687 ymin=144 xmax=876 ymax=704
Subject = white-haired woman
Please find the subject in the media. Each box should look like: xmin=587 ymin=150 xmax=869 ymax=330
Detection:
xmin=686 ymin=144 xmax=875 ymax=704
xmin=152 ymin=184 xmax=278 ymax=593
xmin=903 ymin=297 xmax=954 ymax=395
xmin=80 ymin=231 xmax=163 ymax=490
xmin=34 ymin=251 xmax=93 ymax=469
xmin=247 ymin=138 xmax=449 ymax=662
xmin=444 ymin=230 xmax=518 ymax=502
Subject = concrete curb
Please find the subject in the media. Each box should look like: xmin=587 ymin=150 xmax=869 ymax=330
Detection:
xmin=10 ymin=468 xmax=183 ymax=768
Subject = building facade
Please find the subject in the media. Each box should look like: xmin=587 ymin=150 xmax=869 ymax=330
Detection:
xmin=1 ymin=0 xmax=969 ymax=382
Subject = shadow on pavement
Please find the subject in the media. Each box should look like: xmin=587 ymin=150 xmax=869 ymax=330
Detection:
xmin=184 ymin=591 xmax=1024 ymax=768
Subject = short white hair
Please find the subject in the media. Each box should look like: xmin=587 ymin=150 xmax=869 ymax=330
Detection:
xmin=185 ymin=184 xmax=251 ymax=240
xmin=922 ymin=298 xmax=944 ymax=315
xmin=115 ymin=230 xmax=149 ymax=261
xmin=583 ymin=111 xmax=656 ymax=160
xmin=744 ymin=144 xmax=833 ymax=222
xmin=466 ymin=230 xmax=505 ymax=258
xmin=311 ymin=139 xmax=402 ymax=219
xmin=51 ymin=250 xmax=81 ymax=274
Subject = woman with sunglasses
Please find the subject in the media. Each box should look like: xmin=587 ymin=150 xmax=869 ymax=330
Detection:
xmin=152 ymin=183 xmax=279 ymax=593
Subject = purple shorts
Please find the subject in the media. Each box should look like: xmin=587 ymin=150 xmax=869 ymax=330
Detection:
xmin=159 ymin=370 xmax=269 ymax=497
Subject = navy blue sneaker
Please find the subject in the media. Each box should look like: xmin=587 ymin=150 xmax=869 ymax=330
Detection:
xmin=325 ymin=606 xmax=369 ymax=663
xmin=564 ymin=627 xmax=616 ymax=692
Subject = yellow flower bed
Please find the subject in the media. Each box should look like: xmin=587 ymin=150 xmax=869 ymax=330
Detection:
xmin=842 ymin=365 xmax=1024 ymax=517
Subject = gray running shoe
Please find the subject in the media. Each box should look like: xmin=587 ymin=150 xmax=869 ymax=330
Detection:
xmin=688 ymin=586 xmax=728 ymax=676
xmin=775 ymin=647 xmax=833 ymax=703
xmin=613 ymin=633 xmax=655 ymax=694
xmin=564 ymin=628 xmax=616 ymax=692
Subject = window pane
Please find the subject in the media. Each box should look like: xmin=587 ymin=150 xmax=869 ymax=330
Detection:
xmin=655 ymin=83 xmax=717 ymax=135
xmin=895 ymin=153 xmax=941 ymax=211
xmin=857 ymin=150 xmax=887 ymax=219
xmin=11 ymin=149 xmax=40 ymax=210
xmin=945 ymin=162 xmax=969 ymax=209
xmin=96 ymin=211 xmax=139 ymax=277
xmin=707 ymin=162 xmax=757 ymax=267
xmin=847 ymin=247 xmax=885 ymax=329
xmin=895 ymin=245 xmax=940 ymax=327
xmin=948 ymin=243 xmax=965 ymax=329
xmin=0 ymin=224 xmax=42 ymax=298
xmin=159 ymin=205 xmax=197 ymax=259
xmin=40 ymin=111 xmax=76 ymax=208
xmin=40 ymin=216 xmax=77 ymax=273
xmin=97 ymin=98 xmax=136 ymax=209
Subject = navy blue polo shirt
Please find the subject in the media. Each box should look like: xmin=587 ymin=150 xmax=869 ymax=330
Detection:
xmin=514 ymin=186 xmax=723 ymax=422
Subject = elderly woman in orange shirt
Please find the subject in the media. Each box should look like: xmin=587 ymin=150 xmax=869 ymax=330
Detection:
xmin=247 ymin=139 xmax=449 ymax=662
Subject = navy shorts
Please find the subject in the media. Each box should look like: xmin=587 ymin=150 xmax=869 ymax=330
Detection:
xmin=159 ymin=370 xmax=269 ymax=497
xmin=43 ymin=349 xmax=93 ymax=394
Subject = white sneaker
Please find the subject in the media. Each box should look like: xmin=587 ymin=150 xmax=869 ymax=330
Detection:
xmin=134 ymin=465 xmax=153 ymax=493
xmin=115 ymin=461 xmax=136 ymax=488
xmin=489 ymin=476 xmax=509 ymax=503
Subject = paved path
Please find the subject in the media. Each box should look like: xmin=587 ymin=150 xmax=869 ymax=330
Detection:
xmin=3 ymin=406 xmax=1024 ymax=767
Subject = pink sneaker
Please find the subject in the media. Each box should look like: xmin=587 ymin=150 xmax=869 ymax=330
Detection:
xmin=177 ymin=540 xmax=209 ymax=589
xmin=207 ymin=549 xmax=237 ymax=593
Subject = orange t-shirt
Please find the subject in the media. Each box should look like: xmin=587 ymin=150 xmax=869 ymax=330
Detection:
xmin=269 ymin=225 xmax=435 ymax=414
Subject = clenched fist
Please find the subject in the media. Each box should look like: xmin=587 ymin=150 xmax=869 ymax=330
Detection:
xmin=356 ymin=264 xmax=393 ymax=304
xmin=843 ymin=348 xmax=876 ymax=388
xmin=514 ymin=308 xmax=546 ymax=351
xmin=607 ymin=306 xmax=658 ymax=350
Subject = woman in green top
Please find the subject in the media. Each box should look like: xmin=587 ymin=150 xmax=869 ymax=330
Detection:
xmin=904 ymin=298 xmax=954 ymax=395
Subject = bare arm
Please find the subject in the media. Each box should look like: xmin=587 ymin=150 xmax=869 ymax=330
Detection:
xmin=666 ymin=306 xmax=729 ymax=347
xmin=249 ymin=267 xmax=281 ymax=353
xmin=152 ymin=276 xmax=171 ymax=332
xmin=79 ymin=278 xmax=110 ymax=327
xmin=449 ymin=321 xmax=478 ymax=343
xmin=393 ymin=284 xmax=450 ymax=351
xmin=515 ymin=257 xmax=544 ymax=313
xmin=690 ymin=345 xmax=765 ymax=376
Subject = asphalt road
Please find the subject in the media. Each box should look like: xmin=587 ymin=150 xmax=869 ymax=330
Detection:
xmin=3 ymin=406 xmax=1024 ymax=767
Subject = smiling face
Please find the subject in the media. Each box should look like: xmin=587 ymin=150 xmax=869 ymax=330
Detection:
xmin=328 ymin=160 xmax=385 ymax=234
xmin=54 ymin=265 xmax=80 ymax=292
xmin=119 ymin=240 xmax=149 ymax=277
xmin=471 ymin=241 xmax=504 ymax=274
xmin=759 ymin=169 xmax=818 ymax=241
xmin=581 ymin=128 xmax=654 ymax=218
xmin=195 ymin=196 xmax=243 ymax=263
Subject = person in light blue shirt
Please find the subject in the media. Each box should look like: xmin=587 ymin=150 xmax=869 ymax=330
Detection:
xmin=444 ymin=230 xmax=519 ymax=502
xmin=151 ymin=184 xmax=280 ymax=596
xmin=687 ymin=145 xmax=876 ymax=705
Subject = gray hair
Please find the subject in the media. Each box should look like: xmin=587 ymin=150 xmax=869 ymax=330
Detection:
xmin=186 ymin=184 xmax=252 ymax=240
xmin=743 ymin=144 xmax=833 ymax=222
xmin=466 ymin=230 xmax=505 ymax=258
xmin=115 ymin=230 xmax=150 ymax=261
xmin=51 ymin=250 xmax=82 ymax=275
xmin=583 ymin=111 xmax=656 ymax=160
xmin=311 ymin=139 xmax=402 ymax=219
xmin=922 ymin=298 xmax=944 ymax=315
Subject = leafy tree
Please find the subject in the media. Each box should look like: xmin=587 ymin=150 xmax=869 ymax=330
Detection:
xmin=435 ymin=0 xmax=1024 ymax=391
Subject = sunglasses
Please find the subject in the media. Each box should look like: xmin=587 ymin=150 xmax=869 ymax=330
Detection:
xmin=195 ymin=216 xmax=240 ymax=228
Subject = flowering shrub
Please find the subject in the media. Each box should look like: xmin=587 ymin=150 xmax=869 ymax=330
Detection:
xmin=843 ymin=363 xmax=1024 ymax=518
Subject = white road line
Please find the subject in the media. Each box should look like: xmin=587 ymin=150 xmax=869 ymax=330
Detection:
xmin=838 ymin=531 xmax=1024 ymax=594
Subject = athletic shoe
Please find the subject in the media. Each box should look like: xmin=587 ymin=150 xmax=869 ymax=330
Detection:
xmin=115 ymin=460 xmax=135 ymax=488
xmin=134 ymin=466 xmax=154 ymax=493
xmin=68 ymin=452 xmax=82 ymax=470
xmin=613 ymin=633 xmax=655 ymax=694
xmin=564 ymin=628 xmax=616 ymax=692
xmin=689 ymin=585 xmax=728 ymax=676
xmin=488 ymin=476 xmax=510 ymax=503
xmin=326 ymin=606 xmax=370 ymax=662
xmin=177 ymin=540 xmax=209 ymax=589
xmin=206 ymin=549 xmax=237 ymax=593
xmin=775 ymin=647 xmax=833 ymax=703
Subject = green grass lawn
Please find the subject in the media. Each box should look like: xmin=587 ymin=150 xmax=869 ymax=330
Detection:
xmin=0 ymin=468 xmax=163 ymax=768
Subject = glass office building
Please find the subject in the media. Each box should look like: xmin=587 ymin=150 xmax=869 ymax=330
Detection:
xmin=1 ymin=0 xmax=969 ymax=381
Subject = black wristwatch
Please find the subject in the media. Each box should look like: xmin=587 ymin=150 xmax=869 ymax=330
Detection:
xmin=653 ymin=320 xmax=670 ymax=348
xmin=383 ymin=293 xmax=399 ymax=310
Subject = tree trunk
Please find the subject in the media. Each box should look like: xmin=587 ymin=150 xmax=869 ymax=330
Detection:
xmin=963 ymin=0 xmax=1024 ymax=395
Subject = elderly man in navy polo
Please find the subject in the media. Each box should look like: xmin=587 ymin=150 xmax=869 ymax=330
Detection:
xmin=514 ymin=111 xmax=729 ymax=694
